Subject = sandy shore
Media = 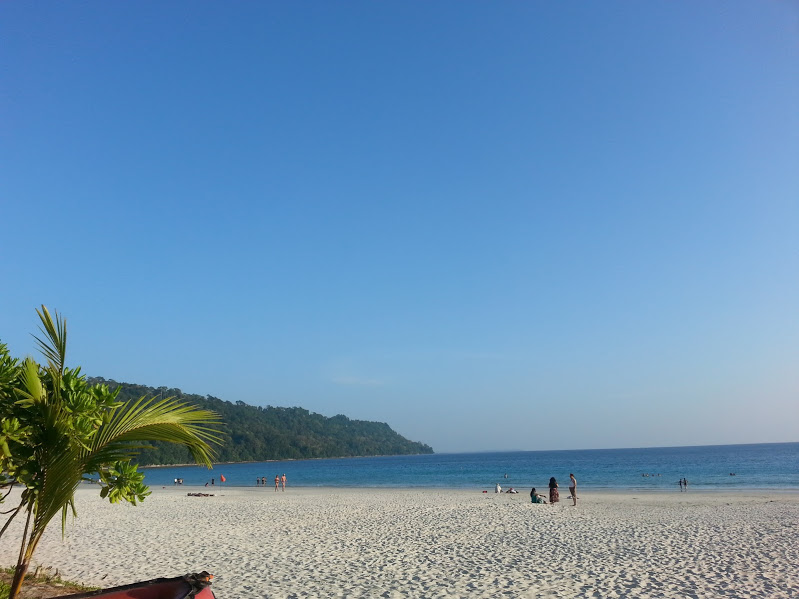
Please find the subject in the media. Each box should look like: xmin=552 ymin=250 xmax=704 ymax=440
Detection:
xmin=1 ymin=486 xmax=797 ymax=598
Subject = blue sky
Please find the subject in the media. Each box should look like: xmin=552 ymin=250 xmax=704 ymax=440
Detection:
xmin=2 ymin=2 xmax=797 ymax=453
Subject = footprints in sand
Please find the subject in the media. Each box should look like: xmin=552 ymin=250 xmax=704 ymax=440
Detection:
xmin=1 ymin=489 xmax=797 ymax=598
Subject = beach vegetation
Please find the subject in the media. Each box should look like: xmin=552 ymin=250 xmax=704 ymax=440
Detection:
xmin=0 ymin=307 xmax=223 ymax=599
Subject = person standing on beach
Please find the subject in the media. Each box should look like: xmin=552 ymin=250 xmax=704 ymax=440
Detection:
xmin=569 ymin=473 xmax=577 ymax=506
xmin=549 ymin=477 xmax=559 ymax=504
xmin=274 ymin=474 xmax=280 ymax=491
xmin=679 ymin=479 xmax=683 ymax=492
xmin=281 ymin=473 xmax=287 ymax=491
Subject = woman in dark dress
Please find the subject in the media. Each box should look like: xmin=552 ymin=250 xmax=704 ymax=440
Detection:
xmin=549 ymin=477 xmax=559 ymax=504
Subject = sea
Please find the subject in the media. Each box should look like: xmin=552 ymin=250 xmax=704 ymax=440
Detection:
xmin=139 ymin=442 xmax=799 ymax=491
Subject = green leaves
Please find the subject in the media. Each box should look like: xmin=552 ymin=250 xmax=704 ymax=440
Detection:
xmin=0 ymin=342 xmax=20 ymax=400
xmin=0 ymin=418 xmax=23 ymax=457
xmin=92 ymin=395 xmax=223 ymax=468
xmin=15 ymin=359 xmax=45 ymax=407
xmin=98 ymin=461 xmax=151 ymax=505
xmin=32 ymin=305 xmax=67 ymax=383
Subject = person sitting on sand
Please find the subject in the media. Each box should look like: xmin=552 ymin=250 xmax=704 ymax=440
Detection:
xmin=530 ymin=488 xmax=546 ymax=504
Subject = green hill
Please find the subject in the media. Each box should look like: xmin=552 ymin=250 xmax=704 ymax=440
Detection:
xmin=88 ymin=377 xmax=434 ymax=465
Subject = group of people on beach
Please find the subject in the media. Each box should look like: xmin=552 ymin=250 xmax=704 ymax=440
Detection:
xmin=256 ymin=474 xmax=287 ymax=491
xmin=531 ymin=473 xmax=578 ymax=506
xmin=678 ymin=477 xmax=689 ymax=491
xmin=498 ymin=473 xmax=578 ymax=506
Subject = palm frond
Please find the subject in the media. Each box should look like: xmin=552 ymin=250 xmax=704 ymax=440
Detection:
xmin=16 ymin=358 xmax=45 ymax=405
xmin=31 ymin=444 xmax=84 ymax=539
xmin=32 ymin=306 xmax=67 ymax=397
xmin=89 ymin=396 xmax=223 ymax=468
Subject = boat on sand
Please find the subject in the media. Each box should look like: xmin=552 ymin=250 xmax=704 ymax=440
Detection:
xmin=58 ymin=572 xmax=215 ymax=599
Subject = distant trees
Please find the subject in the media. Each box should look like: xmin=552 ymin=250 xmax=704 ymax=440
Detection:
xmin=90 ymin=379 xmax=434 ymax=465
xmin=0 ymin=307 xmax=223 ymax=599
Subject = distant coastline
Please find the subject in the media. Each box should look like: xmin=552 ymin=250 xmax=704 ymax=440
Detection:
xmin=140 ymin=452 xmax=435 ymax=469
xmin=93 ymin=377 xmax=434 ymax=465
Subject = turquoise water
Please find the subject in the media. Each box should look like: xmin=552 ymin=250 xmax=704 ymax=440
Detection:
xmin=142 ymin=442 xmax=799 ymax=491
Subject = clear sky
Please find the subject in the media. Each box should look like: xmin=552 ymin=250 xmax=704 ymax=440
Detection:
xmin=2 ymin=2 xmax=797 ymax=453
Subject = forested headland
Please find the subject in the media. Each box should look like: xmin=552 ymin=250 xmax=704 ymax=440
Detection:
xmin=88 ymin=377 xmax=434 ymax=465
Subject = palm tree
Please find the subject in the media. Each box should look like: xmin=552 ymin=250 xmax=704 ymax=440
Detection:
xmin=0 ymin=307 xmax=223 ymax=599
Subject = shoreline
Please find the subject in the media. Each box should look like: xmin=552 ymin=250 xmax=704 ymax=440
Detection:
xmin=140 ymin=481 xmax=799 ymax=493
xmin=2 ymin=487 xmax=797 ymax=598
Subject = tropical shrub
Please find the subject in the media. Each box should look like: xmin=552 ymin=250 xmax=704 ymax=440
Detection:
xmin=0 ymin=307 xmax=223 ymax=599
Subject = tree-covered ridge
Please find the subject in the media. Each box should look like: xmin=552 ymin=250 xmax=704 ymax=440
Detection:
xmin=87 ymin=377 xmax=434 ymax=465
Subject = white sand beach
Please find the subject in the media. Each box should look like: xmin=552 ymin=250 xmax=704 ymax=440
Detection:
xmin=1 ymin=486 xmax=797 ymax=598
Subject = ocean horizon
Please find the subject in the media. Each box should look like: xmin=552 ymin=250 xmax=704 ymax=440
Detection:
xmin=139 ymin=441 xmax=799 ymax=491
